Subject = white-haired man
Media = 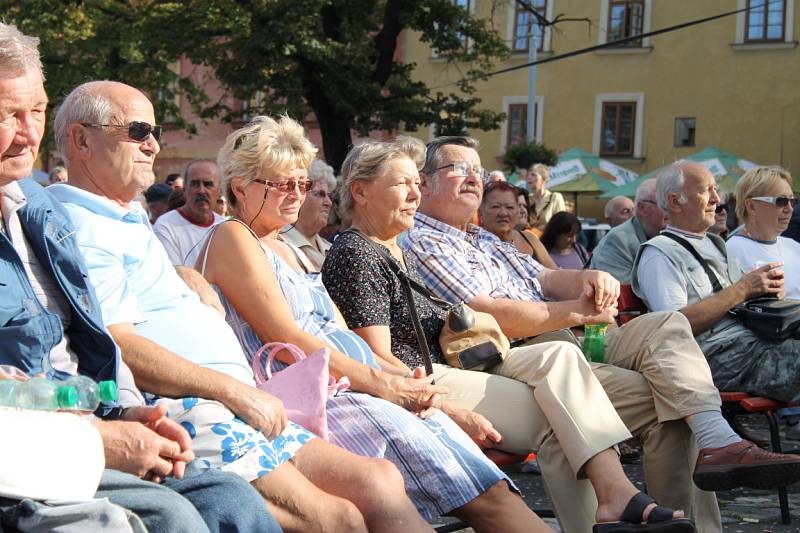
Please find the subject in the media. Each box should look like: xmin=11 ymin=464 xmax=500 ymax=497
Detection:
xmin=603 ymin=195 xmax=635 ymax=227
xmin=403 ymin=136 xmax=800 ymax=533
xmin=590 ymin=178 xmax=667 ymax=283
xmin=0 ymin=21 xmax=280 ymax=533
xmin=632 ymin=161 xmax=800 ymax=404
xmin=153 ymin=159 xmax=224 ymax=266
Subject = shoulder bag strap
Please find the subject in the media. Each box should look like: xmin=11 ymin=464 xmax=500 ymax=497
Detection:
xmin=343 ymin=229 xmax=436 ymax=379
xmin=661 ymin=232 xmax=724 ymax=293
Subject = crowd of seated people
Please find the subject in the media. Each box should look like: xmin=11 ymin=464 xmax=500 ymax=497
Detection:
xmin=5 ymin=19 xmax=800 ymax=533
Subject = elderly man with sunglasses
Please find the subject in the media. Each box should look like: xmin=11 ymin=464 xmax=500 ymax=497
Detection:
xmin=633 ymin=162 xmax=800 ymax=405
xmin=153 ymin=159 xmax=225 ymax=266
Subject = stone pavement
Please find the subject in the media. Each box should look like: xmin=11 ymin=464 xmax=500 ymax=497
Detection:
xmin=432 ymin=413 xmax=800 ymax=532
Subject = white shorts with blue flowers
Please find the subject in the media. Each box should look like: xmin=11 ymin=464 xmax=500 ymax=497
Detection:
xmin=157 ymin=397 xmax=315 ymax=481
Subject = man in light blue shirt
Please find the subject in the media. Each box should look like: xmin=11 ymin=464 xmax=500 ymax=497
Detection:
xmin=51 ymin=79 xmax=425 ymax=533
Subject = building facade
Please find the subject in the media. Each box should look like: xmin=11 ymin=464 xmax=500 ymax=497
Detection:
xmin=401 ymin=0 xmax=799 ymax=185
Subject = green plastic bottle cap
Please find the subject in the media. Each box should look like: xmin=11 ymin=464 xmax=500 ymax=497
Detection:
xmin=57 ymin=386 xmax=78 ymax=409
xmin=98 ymin=380 xmax=118 ymax=402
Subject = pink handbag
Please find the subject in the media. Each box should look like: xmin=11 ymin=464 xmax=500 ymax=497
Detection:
xmin=251 ymin=342 xmax=349 ymax=441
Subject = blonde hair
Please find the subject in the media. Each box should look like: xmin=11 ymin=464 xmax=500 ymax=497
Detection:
xmin=217 ymin=115 xmax=317 ymax=209
xmin=339 ymin=137 xmax=423 ymax=217
xmin=735 ymin=165 xmax=793 ymax=222
xmin=528 ymin=163 xmax=550 ymax=181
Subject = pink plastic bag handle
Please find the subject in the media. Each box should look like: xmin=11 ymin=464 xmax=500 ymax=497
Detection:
xmin=252 ymin=342 xmax=307 ymax=384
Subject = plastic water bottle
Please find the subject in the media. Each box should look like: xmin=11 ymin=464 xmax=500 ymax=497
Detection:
xmin=0 ymin=365 xmax=116 ymax=411
xmin=582 ymin=324 xmax=609 ymax=363
xmin=14 ymin=378 xmax=78 ymax=410
xmin=62 ymin=375 xmax=118 ymax=413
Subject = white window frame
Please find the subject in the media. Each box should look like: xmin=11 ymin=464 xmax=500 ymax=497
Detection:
xmin=506 ymin=0 xmax=556 ymax=53
xmin=593 ymin=92 xmax=645 ymax=159
xmin=735 ymin=0 xmax=796 ymax=45
xmin=432 ymin=0 xmax=478 ymax=59
xmin=598 ymin=0 xmax=653 ymax=47
xmin=499 ymin=95 xmax=544 ymax=154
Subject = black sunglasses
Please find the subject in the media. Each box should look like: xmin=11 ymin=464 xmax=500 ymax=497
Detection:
xmin=714 ymin=204 xmax=728 ymax=214
xmin=81 ymin=121 xmax=162 ymax=142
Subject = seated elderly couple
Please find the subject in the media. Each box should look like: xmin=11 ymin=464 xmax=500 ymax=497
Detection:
xmin=44 ymin=82 xmax=799 ymax=533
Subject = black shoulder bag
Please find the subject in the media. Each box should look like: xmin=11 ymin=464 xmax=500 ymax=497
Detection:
xmin=662 ymin=232 xmax=800 ymax=341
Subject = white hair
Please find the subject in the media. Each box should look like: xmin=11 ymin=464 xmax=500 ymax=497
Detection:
xmin=0 ymin=22 xmax=43 ymax=77
xmin=308 ymin=159 xmax=337 ymax=191
xmin=634 ymin=177 xmax=657 ymax=205
xmin=604 ymin=196 xmax=631 ymax=218
xmin=54 ymin=81 xmax=118 ymax=166
xmin=656 ymin=163 xmax=687 ymax=211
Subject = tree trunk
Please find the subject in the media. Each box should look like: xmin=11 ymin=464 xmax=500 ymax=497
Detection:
xmin=313 ymin=107 xmax=353 ymax=175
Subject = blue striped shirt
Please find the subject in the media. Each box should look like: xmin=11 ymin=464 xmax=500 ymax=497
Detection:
xmin=402 ymin=212 xmax=545 ymax=304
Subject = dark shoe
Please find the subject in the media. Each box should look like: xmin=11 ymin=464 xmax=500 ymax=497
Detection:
xmin=619 ymin=440 xmax=642 ymax=464
xmin=693 ymin=439 xmax=800 ymax=491
xmin=592 ymin=492 xmax=695 ymax=532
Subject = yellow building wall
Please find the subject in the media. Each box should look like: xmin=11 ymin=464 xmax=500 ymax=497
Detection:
xmin=402 ymin=0 xmax=800 ymax=211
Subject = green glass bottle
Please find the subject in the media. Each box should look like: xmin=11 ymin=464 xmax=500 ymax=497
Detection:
xmin=582 ymin=324 xmax=609 ymax=363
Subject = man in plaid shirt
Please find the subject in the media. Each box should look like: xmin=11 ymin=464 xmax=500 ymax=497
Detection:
xmin=403 ymin=136 xmax=800 ymax=533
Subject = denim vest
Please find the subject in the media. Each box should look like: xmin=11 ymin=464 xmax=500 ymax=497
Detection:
xmin=0 ymin=179 xmax=119 ymax=386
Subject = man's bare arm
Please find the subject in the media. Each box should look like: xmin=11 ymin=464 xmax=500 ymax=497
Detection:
xmin=468 ymin=292 xmax=616 ymax=338
xmin=680 ymin=263 xmax=785 ymax=336
xmin=107 ymin=323 xmax=287 ymax=439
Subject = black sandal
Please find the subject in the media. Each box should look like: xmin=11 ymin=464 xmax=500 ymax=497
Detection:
xmin=592 ymin=492 xmax=696 ymax=532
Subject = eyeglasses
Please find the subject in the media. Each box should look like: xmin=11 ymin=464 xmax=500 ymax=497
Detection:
xmin=751 ymin=196 xmax=797 ymax=209
xmin=714 ymin=204 xmax=728 ymax=214
xmin=81 ymin=121 xmax=162 ymax=142
xmin=308 ymin=190 xmax=331 ymax=200
xmin=435 ymin=161 xmax=489 ymax=182
xmin=252 ymin=179 xmax=314 ymax=193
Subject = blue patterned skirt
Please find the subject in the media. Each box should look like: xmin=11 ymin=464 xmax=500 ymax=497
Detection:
xmin=157 ymin=397 xmax=314 ymax=482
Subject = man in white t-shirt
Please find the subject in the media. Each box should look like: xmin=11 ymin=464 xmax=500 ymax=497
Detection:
xmin=153 ymin=159 xmax=223 ymax=266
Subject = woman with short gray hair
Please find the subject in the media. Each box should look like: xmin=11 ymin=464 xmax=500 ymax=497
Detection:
xmin=282 ymin=158 xmax=337 ymax=270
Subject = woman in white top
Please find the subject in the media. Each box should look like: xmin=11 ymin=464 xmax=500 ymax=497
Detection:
xmin=282 ymin=159 xmax=335 ymax=271
xmin=727 ymin=165 xmax=799 ymax=299
xmin=526 ymin=163 xmax=566 ymax=231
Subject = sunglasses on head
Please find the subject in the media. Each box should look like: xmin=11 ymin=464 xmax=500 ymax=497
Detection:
xmin=751 ymin=196 xmax=797 ymax=209
xmin=252 ymin=178 xmax=314 ymax=193
xmin=81 ymin=121 xmax=162 ymax=142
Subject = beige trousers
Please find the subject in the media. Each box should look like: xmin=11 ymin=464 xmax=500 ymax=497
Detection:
xmin=432 ymin=311 xmax=722 ymax=533
xmin=432 ymin=339 xmax=630 ymax=533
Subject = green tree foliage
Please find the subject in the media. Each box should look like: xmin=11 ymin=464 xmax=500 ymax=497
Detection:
xmin=502 ymin=139 xmax=558 ymax=173
xmin=149 ymin=0 xmax=510 ymax=170
xmin=1 ymin=0 xmax=208 ymax=157
xmin=4 ymin=0 xmax=510 ymax=171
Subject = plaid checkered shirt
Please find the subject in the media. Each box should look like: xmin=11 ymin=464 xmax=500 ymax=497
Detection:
xmin=402 ymin=212 xmax=546 ymax=304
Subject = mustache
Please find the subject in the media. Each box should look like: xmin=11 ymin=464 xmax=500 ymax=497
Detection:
xmin=459 ymin=184 xmax=481 ymax=195
xmin=195 ymin=193 xmax=210 ymax=203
